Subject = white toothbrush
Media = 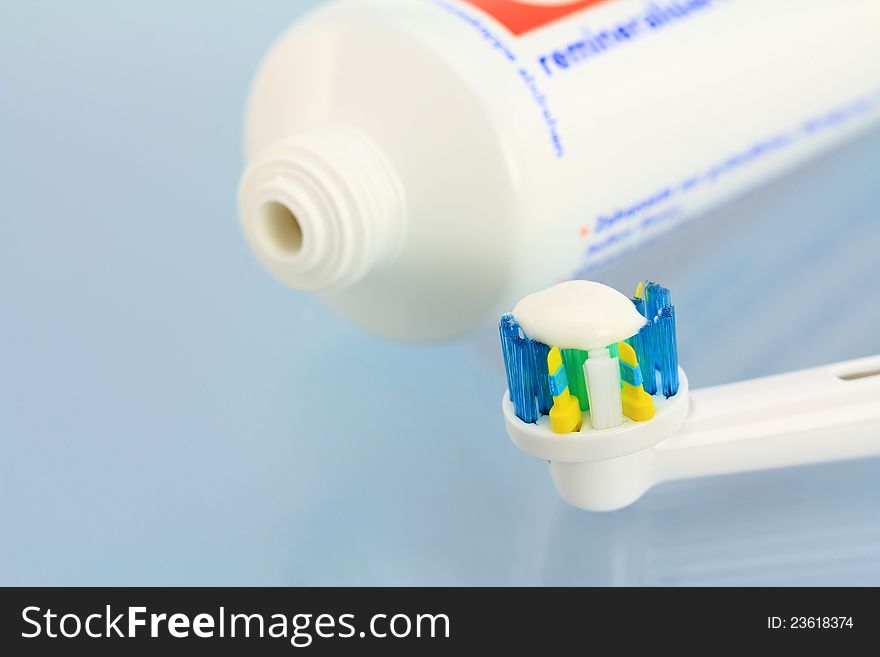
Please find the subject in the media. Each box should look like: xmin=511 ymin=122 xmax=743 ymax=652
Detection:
xmin=504 ymin=354 xmax=880 ymax=511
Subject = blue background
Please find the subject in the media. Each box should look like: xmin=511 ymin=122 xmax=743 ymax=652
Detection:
xmin=2 ymin=0 xmax=880 ymax=585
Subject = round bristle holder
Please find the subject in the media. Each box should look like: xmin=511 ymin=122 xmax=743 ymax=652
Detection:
xmin=503 ymin=368 xmax=689 ymax=511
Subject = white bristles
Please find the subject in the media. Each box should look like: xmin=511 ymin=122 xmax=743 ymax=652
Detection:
xmin=583 ymin=347 xmax=624 ymax=430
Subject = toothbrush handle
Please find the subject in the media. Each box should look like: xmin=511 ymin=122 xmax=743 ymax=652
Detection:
xmin=654 ymin=355 xmax=880 ymax=483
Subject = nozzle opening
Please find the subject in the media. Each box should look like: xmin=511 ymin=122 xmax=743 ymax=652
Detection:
xmin=238 ymin=127 xmax=405 ymax=290
xmin=256 ymin=201 xmax=304 ymax=260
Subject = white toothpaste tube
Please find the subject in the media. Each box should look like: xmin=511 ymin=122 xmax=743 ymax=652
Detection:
xmin=238 ymin=0 xmax=880 ymax=340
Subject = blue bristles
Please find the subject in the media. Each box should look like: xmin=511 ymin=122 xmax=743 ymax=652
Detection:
xmin=644 ymin=281 xmax=671 ymax=322
xmin=657 ymin=305 xmax=679 ymax=397
xmin=631 ymin=295 xmax=645 ymax=316
xmin=500 ymin=315 xmax=516 ymax=394
xmin=530 ymin=339 xmax=553 ymax=415
xmin=633 ymin=283 xmax=676 ymax=396
xmin=499 ymin=314 xmax=551 ymax=423
xmin=637 ymin=321 xmax=658 ymax=395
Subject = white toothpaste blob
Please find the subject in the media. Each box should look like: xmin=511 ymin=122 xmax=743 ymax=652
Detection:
xmin=512 ymin=280 xmax=647 ymax=350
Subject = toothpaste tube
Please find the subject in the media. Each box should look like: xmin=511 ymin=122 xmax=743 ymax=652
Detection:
xmin=238 ymin=0 xmax=880 ymax=340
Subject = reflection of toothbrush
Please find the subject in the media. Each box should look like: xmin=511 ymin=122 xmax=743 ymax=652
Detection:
xmin=500 ymin=280 xmax=880 ymax=511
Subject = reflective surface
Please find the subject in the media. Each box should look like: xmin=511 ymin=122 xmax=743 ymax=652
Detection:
xmin=2 ymin=0 xmax=879 ymax=585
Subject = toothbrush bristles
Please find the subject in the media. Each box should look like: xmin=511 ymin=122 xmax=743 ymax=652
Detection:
xmin=657 ymin=305 xmax=680 ymax=397
xmin=531 ymin=340 xmax=553 ymax=415
xmin=644 ymin=281 xmax=671 ymax=321
xmin=639 ymin=321 xmax=658 ymax=395
xmin=499 ymin=314 xmax=551 ymax=423
xmin=500 ymin=279 xmax=681 ymax=427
